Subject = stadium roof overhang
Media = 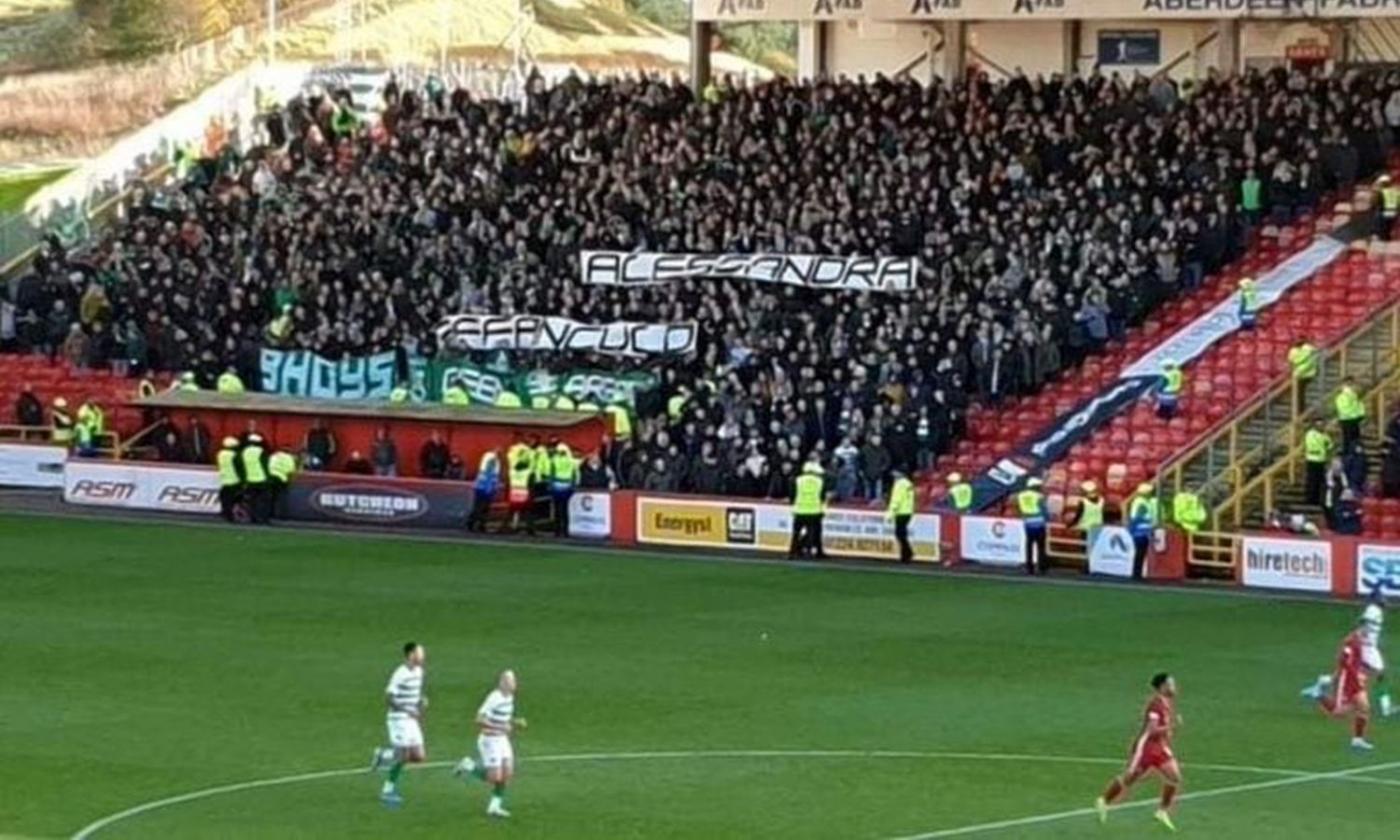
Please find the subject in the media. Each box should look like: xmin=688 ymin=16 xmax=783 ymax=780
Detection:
xmin=693 ymin=0 xmax=1394 ymax=23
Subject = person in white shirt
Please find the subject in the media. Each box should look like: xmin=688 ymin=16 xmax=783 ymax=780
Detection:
xmin=1302 ymin=602 xmax=1390 ymax=718
xmin=453 ymin=669 xmax=527 ymax=818
xmin=369 ymin=642 xmax=427 ymax=806
xmin=1360 ymin=602 xmax=1391 ymax=717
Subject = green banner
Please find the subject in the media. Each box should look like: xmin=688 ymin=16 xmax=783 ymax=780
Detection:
xmin=428 ymin=360 xmax=657 ymax=407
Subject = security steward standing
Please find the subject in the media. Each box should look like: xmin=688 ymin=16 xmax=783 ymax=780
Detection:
xmin=1017 ymin=477 xmax=1048 ymax=575
xmin=507 ymin=444 xmax=535 ymax=535
xmin=1156 ymin=360 xmax=1183 ymax=420
xmin=468 ymin=450 xmax=500 ymax=533
xmin=788 ymin=460 xmax=829 ymax=560
xmin=1288 ymin=334 xmax=1319 ymax=414
xmin=1066 ymin=479 xmax=1105 ymax=549
xmin=946 ymin=471 xmax=973 ymax=513
xmin=241 ymin=433 xmax=270 ymax=524
xmin=51 ymin=397 xmax=74 ymax=446
xmin=887 ymin=468 xmax=916 ymax=563
xmin=1171 ymin=489 xmax=1207 ymax=536
xmin=1303 ymin=419 xmax=1334 ymax=505
xmin=216 ymin=436 xmax=243 ymax=522
xmin=1335 ymin=376 xmax=1366 ymax=454
xmin=1238 ymin=277 xmax=1260 ymax=330
xmin=1380 ymin=174 xmax=1400 ymax=240
xmin=267 ymin=449 xmax=298 ymax=519
xmin=1127 ymin=482 xmax=1159 ymax=580
xmin=550 ymin=442 xmax=578 ymax=537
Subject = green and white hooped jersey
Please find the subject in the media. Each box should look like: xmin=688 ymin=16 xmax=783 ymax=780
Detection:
xmin=386 ymin=664 xmax=424 ymax=718
xmin=478 ymin=689 xmax=514 ymax=733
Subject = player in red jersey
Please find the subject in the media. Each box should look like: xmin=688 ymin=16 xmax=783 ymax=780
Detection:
xmin=1315 ymin=625 xmax=1375 ymax=751
xmin=1095 ymin=672 xmax=1182 ymax=833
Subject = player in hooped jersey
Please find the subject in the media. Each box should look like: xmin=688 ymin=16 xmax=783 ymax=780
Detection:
xmin=453 ymin=669 xmax=527 ymax=818
xmin=1095 ymin=672 xmax=1182 ymax=833
xmin=369 ymin=642 xmax=428 ymax=806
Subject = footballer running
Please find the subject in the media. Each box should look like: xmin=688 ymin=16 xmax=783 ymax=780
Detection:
xmin=1301 ymin=603 xmax=1383 ymax=750
xmin=1095 ymin=672 xmax=1183 ymax=832
xmin=369 ymin=642 xmax=428 ymax=806
xmin=454 ymin=669 xmax=526 ymax=818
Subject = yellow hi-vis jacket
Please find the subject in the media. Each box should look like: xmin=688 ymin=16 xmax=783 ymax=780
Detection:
xmin=793 ymin=473 xmax=825 ymax=515
xmin=216 ymin=447 xmax=241 ymax=486
xmin=888 ymin=477 xmax=915 ymax=518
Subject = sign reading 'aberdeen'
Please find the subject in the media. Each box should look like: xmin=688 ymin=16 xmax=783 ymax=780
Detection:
xmin=580 ymin=252 xmax=918 ymax=293
xmin=694 ymin=0 xmax=1400 ymax=20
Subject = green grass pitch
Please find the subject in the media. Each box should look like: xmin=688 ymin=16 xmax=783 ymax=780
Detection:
xmin=2 ymin=512 xmax=1397 ymax=839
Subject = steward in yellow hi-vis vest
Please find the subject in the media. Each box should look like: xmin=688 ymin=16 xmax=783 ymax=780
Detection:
xmin=1156 ymin=360 xmax=1183 ymax=420
xmin=788 ymin=460 xmax=828 ymax=561
xmin=887 ymin=469 xmax=916 ymax=564
xmin=1380 ymin=174 xmax=1400 ymax=240
xmin=508 ymin=442 xmax=536 ymax=536
xmin=549 ymin=442 xmax=578 ymax=537
xmin=1335 ymin=376 xmax=1366 ymax=454
xmin=216 ymin=436 xmax=243 ymax=522
xmin=241 ymin=433 xmax=270 ymax=525
xmin=1127 ymin=483 xmax=1159 ymax=580
xmin=1287 ymin=334 xmax=1318 ymax=413
xmin=1018 ymin=477 xmax=1048 ymax=576
xmin=946 ymin=471 xmax=973 ymax=512
xmin=1303 ymin=418 xmax=1333 ymax=506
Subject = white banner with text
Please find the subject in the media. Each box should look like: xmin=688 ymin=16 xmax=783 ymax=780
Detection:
xmin=568 ymin=491 xmax=612 ymax=539
xmin=1088 ymin=526 xmax=1136 ymax=578
xmin=959 ymin=516 xmax=1026 ymax=567
xmin=436 ymin=315 xmax=697 ymax=357
xmin=580 ymin=252 xmax=918 ymax=293
xmin=63 ymin=460 xmax=222 ymax=515
xmin=1240 ymin=535 xmax=1332 ymax=592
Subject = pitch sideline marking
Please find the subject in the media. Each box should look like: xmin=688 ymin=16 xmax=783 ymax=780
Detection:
xmin=887 ymin=758 xmax=1400 ymax=839
xmin=68 ymin=748 xmax=1368 ymax=840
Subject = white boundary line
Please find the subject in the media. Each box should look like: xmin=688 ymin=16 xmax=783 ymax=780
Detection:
xmin=887 ymin=758 xmax=1400 ymax=839
xmin=66 ymin=748 xmax=1381 ymax=840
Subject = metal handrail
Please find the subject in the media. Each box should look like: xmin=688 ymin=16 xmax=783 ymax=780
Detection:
xmin=1157 ymin=298 xmax=1400 ymax=506
xmin=1186 ymin=530 xmax=1241 ymax=571
xmin=1213 ymin=365 xmax=1400 ymax=531
xmin=0 ymin=424 xmax=122 ymax=456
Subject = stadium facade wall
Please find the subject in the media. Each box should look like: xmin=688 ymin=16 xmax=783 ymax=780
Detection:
xmin=796 ymin=17 xmax=1332 ymax=81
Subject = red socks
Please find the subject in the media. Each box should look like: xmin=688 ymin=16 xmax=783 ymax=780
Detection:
xmin=1354 ymin=715 xmax=1369 ymax=738
xmin=1160 ymin=783 xmax=1178 ymax=810
xmin=1102 ymin=779 xmax=1125 ymax=804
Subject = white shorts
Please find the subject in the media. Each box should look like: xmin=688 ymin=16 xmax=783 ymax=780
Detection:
xmin=1363 ymin=642 xmax=1386 ymax=674
xmin=477 ymin=733 xmax=514 ymax=770
xmin=387 ymin=715 xmax=424 ymax=749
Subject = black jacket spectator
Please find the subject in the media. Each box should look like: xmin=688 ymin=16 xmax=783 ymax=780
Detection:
xmin=15 ymin=386 xmax=43 ymax=427
xmin=420 ymin=433 xmax=450 ymax=479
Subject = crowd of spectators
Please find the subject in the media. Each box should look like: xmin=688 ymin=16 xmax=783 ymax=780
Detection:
xmin=5 ymin=65 xmax=1400 ymax=500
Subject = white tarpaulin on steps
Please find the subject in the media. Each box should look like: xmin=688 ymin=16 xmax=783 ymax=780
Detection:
xmin=1120 ymin=236 xmax=1348 ymax=379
